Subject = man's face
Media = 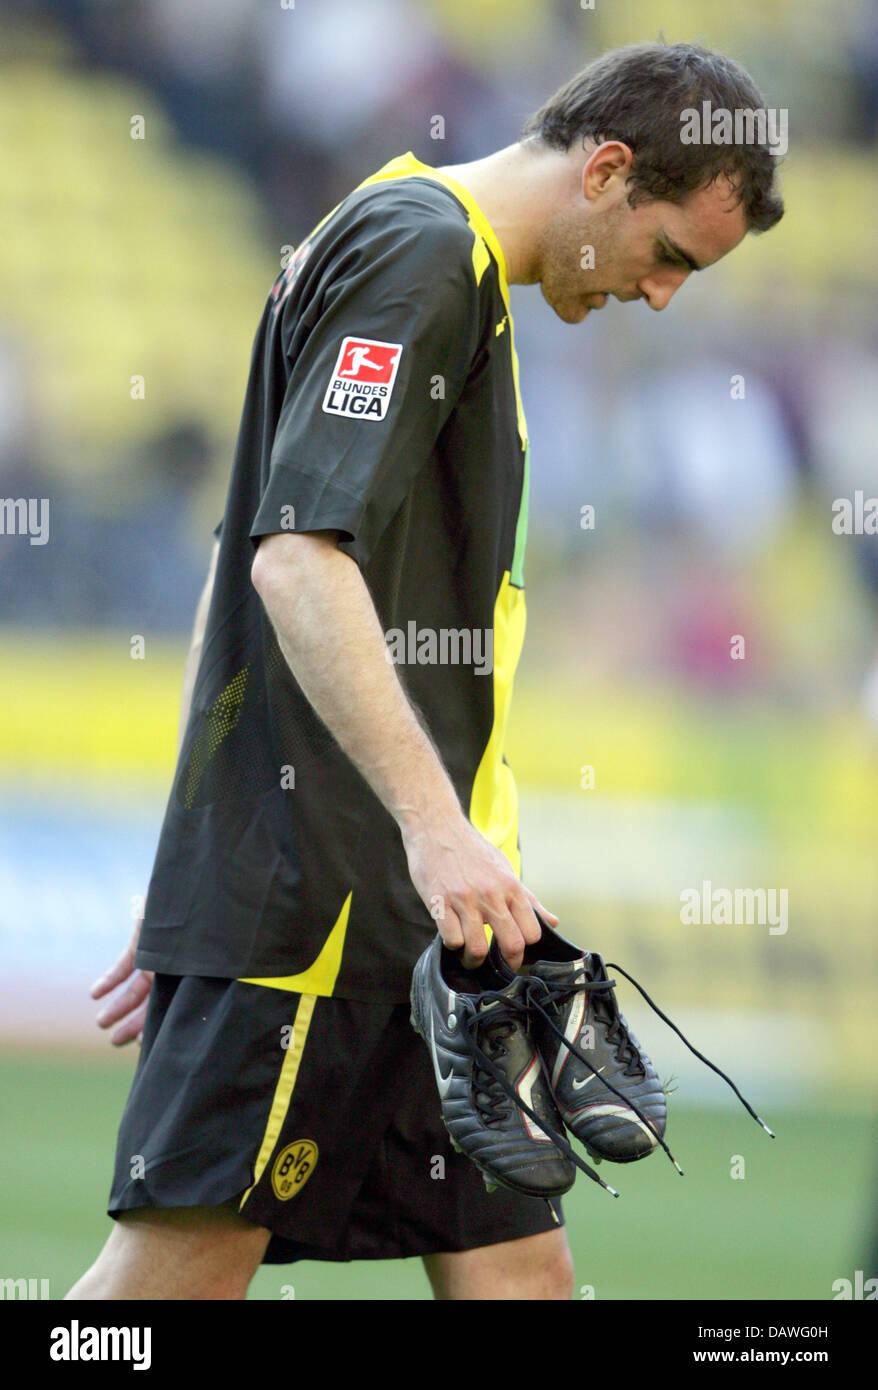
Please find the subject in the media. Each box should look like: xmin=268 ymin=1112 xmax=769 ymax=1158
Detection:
xmin=537 ymin=144 xmax=750 ymax=324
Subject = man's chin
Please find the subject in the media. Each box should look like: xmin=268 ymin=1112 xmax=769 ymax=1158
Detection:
xmin=553 ymin=301 xmax=592 ymax=324
xmin=559 ymin=295 xmax=612 ymax=324
xmin=542 ymin=283 xmax=605 ymax=324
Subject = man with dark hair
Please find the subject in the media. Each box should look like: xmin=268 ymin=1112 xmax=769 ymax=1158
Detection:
xmin=72 ymin=40 xmax=783 ymax=1301
xmin=522 ymin=40 xmax=784 ymax=230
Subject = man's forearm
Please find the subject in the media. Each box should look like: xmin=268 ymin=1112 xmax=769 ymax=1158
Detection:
xmin=250 ymin=531 xmax=463 ymax=833
xmin=178 ymin=539 xmax=219 ymax=753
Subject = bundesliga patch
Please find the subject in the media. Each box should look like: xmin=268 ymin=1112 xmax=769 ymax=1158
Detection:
xmin=322 ymin=336 xmax=403 ymax=421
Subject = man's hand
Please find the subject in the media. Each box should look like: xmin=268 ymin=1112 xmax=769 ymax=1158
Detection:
xmin=91 ymin=909 xmax=154 ymax=1046
xmin=401 ymin=808 xmax=558 ymax=970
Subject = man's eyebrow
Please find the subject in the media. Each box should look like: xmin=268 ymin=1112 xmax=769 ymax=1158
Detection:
xmin=659 ymin=230 xmax=703 ymax=272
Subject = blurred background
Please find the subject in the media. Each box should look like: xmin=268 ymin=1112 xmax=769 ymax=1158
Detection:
xmin=1 ymin=0 xmax=876 ymax=1300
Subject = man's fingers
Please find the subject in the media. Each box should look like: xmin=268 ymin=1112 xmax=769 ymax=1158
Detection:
xmin=90 ymin=943 xmax=139 ymax=998
xmin=534 ymin=901 xmax=558 ymax=928
xmin=95 ymin=971 xmax=153 ymax=1028
xmin=437 ymin=904 xmax=492 ymax=972
xmin=522 ymin=893 xmax=558 ymax=932
xmin=455 ymin=897 xmax=492 ymax=969
xmin=91 ymin=910 xmax=147 ymax=998
xmin=434 ymin=889 xmax=555 ymax=973
xmin=460 ymin=931 xmax=488 ymax=971
xmin=109 ymin=1003 xmax=149 ymax=1047
xmin=521 ymin=891 xmax=558 ymax=930
xmin=511 ymin=897 xmax=544 ymax=946
xmin=486 ymin=911 xmax=526 ymax=971
xmin=460 ymin=932 xmax=488 ymax=971
xmin=436 ymin=907 xmax=465 ymax=953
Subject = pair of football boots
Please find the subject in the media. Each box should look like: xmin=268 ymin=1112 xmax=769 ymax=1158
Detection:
xmin=410 ymin=915 xmax=773 ymax=1200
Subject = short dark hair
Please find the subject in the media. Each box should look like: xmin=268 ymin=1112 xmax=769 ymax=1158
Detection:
xmin=522 ymin=40 xmax=784 ymax=232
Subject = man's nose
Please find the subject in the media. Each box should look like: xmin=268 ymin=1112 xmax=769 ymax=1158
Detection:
xmin=637 ymin=268 xmax=690 ymax=311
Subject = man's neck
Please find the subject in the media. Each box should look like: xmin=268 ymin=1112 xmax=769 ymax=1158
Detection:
xmin=437 ymin=141 xmax=575 ymax=285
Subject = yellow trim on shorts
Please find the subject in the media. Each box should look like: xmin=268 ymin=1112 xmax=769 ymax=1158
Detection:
xmin=238 ymin=991 xmax=318 ymax=1210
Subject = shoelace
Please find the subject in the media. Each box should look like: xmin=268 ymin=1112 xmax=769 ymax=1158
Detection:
xmin=463 ymin=994 xmax=621 ymax=1197
xmin=470 ymin=1020 xmax=517 ymax=1124
xmin=526 ymin=964 xmax=775 ymax=1176
xmin=605 ymin=961 xmax=775 ymax=1139
xmin=524 ymin=974 xmax=684 ymax=1175
xmin=464 ymin=962 xmax=776 ymax=1198
xmin=531 ymin=974 xmax=646 ymax=1076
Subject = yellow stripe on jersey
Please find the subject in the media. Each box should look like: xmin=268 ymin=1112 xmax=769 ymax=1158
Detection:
xmin=238 ymin=990 xmax=317 ymax=1210
xmin=469 ymin=229 xmax=491 ymax=287
xmin=355 ymin=152 xmax=528 ymax=450
xmin=238 ymin=890 xmax=353 ymax=997
xmin=356 ymin=154 xmax=532 ymax=878
xmin=468 ymin=570 xmax=527 ymax=876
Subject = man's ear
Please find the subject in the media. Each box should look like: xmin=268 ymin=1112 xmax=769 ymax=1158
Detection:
xmin=582 ymin=140 xmax=633 ymax=201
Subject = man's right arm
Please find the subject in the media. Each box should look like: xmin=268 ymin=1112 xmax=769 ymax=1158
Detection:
xmin=250 ymin=529 xmax=555 ymax=967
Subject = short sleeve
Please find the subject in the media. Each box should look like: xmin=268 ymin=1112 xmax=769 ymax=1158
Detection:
xmin=249 ymin=199 xmax=482 ymax=568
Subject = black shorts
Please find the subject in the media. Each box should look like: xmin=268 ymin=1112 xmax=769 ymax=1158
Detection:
xmin=108 ymin=974 xmax=563 ymax=1263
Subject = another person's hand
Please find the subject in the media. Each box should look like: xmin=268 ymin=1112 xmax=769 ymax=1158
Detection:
xmin=91 ymin=906 xmax=154 ymax=1045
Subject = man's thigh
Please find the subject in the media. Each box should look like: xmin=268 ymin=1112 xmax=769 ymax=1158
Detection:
xmin=423 ymin=1226 xmax=575 ymax=1301
xmin=66 ymin=1199 xmax=271 ymax=1300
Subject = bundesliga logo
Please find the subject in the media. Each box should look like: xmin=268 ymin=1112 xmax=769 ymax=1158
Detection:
xmin=322 ymin=336 xmax=403 ymax=421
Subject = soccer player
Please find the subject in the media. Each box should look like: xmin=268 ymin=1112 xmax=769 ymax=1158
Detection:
xmin=69 ymin=41 xmax=783 ymax=1301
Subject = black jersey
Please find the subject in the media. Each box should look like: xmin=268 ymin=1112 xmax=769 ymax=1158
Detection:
xmin=135 ymin=152 xmax=531 ymax=1003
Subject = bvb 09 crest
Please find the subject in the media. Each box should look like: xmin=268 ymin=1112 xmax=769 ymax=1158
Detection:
xmin=271 ymin=1140 xmax=319 ymax=1200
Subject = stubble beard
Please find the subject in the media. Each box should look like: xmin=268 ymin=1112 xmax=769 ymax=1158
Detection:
xmin=538 ymin=203 xmax=618 ymax=325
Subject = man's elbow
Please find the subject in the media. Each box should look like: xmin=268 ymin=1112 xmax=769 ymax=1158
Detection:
xmin=251 ymin=530 xmax=340 ymax=603
xmin=250 ymin=535 xmax=277 ymax=601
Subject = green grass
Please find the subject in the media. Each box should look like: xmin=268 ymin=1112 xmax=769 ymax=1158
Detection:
xmin=0 ymin=1049 xmax=872 ymax=1301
